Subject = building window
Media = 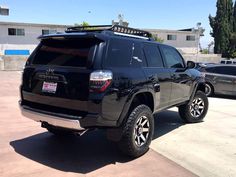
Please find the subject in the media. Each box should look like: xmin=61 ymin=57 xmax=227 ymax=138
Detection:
xmin=42 ymin=29 xmax=57 ymax=35
xmin=8 ymin=28 xmax=25 ymax=36
xmin=186 ymin=35 xmax=195 ymax=41
xmin=167 ymin=35 xmax=177 ymax=40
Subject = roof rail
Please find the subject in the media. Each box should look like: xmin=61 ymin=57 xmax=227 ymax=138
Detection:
xmin=66 ymin=25 xmax=152 ymax=39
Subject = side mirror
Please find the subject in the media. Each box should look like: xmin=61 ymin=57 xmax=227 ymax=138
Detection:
xmin=187 ymin=61 xmax=196 ymax=69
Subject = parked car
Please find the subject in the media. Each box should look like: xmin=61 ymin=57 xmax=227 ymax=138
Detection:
xmin=220 ymin=59 xmax=236 ymax=65
xmin=19 ymin=25 xmax=208 ymax=157
xmin=198 ymin=64 xmax=236 ymax=96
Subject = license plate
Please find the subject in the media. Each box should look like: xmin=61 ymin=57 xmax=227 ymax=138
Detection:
xmin=42 ymin=82 xmax=57 ymax=93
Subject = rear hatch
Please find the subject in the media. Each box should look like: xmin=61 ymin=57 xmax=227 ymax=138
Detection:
xmin=21 ymin=36 xmax=103 ymax=112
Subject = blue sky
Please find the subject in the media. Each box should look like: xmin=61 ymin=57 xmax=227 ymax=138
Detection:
xmin=0 ymin=0 xmax=221 ymax=47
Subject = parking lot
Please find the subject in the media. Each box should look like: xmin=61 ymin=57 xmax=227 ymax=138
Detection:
xmin=0 ymin=71 xmax=236 ymax=177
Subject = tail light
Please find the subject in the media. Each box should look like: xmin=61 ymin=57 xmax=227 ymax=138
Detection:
xmin=89 ymin=70 xmax=113 ymax=93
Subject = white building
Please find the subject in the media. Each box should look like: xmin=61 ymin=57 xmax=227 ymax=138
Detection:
xmin=0 ymin=21 xmax=69 ymax=55
xmin=0 ymin=21 xmax=202 ymax=56
xmin=147 ymin=28 xmax=203 ymax=54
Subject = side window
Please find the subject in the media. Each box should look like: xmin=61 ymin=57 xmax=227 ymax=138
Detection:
xmin=161 ymin=46 xmax=185 ymax=68
xmin=220 ymin=61 xmax=225 ymax=64
xmin=205 ymin=67 xmax=215 ymax=73
xmin=226 ymin=61 xmax=232 ymax=64
xmin=105 ymin=39 xmax=145 ymax=67
xmin=143 ymin=44 xmax=163 ymax=67
xmin=105 ymin=39 xmax=133 ymax=67
xmin=214 ymin=67 xmax=224 ymax=74
xmin=227 ymin=67 xmax=236 ymax=75
xmin=215 ymin=66 xmax=236 ymax=76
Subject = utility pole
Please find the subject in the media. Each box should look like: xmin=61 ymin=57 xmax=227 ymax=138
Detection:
xmin=196 ymin=22 xmax=205 ymax=62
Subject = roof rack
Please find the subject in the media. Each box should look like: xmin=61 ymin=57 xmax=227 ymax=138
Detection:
xmin=66 ymin=25 xmax=152 ymax=39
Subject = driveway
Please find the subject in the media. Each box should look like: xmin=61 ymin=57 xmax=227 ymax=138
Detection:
xmin=152 ymin=96 xmax=236 ymax=177
xmin=1 ymin=71 xmax=236 ymax=177
xmin=0 ymin=71 xmax=195 ymax=177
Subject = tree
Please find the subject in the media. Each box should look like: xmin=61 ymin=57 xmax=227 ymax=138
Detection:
xmin=229 ymin=2 xmax=236 ymax=58
xmin=74 ymin=21 xmax=90 ymax=27
xmin=153 ymin=36 xmax=164 ymax=43
xmin=233 ymin=2 xmax=236 ymax=32
xmin=209 ymin=0 xmax=234 ymax=56
xmin=151 ymin=34 xmax=164 ymax=43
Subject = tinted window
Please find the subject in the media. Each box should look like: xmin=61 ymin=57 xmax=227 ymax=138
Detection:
xmin=205 ymin=67 xmax=215 ymax=73
xmin=220 ymin=61 xmax=225 ymax=64
xmin=215 ymin=66 xmax=236 ymax=76
xmin=161 ymin=46 xmax=184 ymax=68
xmin=143 ymin=44 xmax=163 ymax=67
xmin=105 ymin=39 xmax=145 ymax=67
xmin=226 ymin=61 xmax=232 ymax=64
xmin=31 ymin=39 xmax=98 ymax=67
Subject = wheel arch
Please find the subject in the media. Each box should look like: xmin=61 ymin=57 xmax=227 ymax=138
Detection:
xmin=189 ymin=81 xmax=206 ymax=104
xmin=196 ymin=82 xmax=206 ymax=93
xmin=117 ymin=91 xmax=154 ymax=127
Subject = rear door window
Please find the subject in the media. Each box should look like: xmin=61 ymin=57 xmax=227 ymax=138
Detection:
xmin=31 ymin=39 xmax=98 ymax=67
xmin=143 ymin=43 xmax=163 ymax=67
xmin=205 ymin=67 xmax=215 ymax=73
xmin=214 ymin=66 xmax=236 ymax=76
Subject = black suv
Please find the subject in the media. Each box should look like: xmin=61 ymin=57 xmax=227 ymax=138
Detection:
xmin=20 ymin=25 xmax=208 ymax=157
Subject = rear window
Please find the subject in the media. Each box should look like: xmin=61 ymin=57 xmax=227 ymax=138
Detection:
xmin=31 ymin=39 xmax=98 ymax=67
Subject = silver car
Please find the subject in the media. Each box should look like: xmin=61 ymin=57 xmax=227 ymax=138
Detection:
xmin=199 ymin=64 xmax=236 ymax=96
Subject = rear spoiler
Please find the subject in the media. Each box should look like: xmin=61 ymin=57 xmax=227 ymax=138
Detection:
xmin=38 ymin=32 xmax=105 ymax=41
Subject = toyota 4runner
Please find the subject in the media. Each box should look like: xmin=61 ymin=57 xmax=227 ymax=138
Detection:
xmin=20 ymin=25 xmax=208 ymax=157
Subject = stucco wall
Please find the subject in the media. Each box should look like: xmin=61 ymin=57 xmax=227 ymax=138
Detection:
xmin=148 ymin=29 xmax=199 ymax=54
xmin=0 ymin=54 xmax=222 ymax=71
xmin=1 ymin=55 xmax=28 ymax=70
xmin=0 ymin=22 xmax=68 ymax=55
xmin=183 ymin=54 xmax=222 ymax=63
xmin=0 ymin=57 xmax=4 ymax=70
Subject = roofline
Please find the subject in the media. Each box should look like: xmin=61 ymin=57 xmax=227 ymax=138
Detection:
xmin=144 ymin=28 xmax=198 ymax=34
xmin=0 ymin=21 xmax=72 ymax=28
xmin=0 ymin=21 xmax=199 ymax=34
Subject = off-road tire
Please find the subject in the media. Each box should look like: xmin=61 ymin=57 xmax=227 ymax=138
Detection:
xmin=179 ymin=91 xmax=208 ymax=123
xmin=118 ymin=104 xmax=154 ymax=157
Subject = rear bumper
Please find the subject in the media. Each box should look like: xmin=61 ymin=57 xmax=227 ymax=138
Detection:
xmin=19 ymin=99 xmax=118 ymax=130
xmin=20 ymin=102 xmax=85 ymax=131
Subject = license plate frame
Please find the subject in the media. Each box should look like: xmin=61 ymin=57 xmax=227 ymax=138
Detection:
xmin=42 ymin=82 xmax=57 ymax=93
